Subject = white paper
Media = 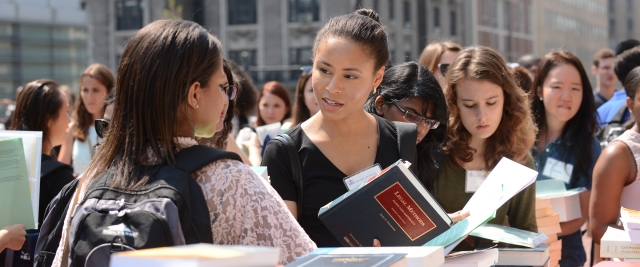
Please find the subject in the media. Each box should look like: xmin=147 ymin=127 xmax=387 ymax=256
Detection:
xmin=465 ymin=170 xmax=488 ymax=193
xmin=0 ymin=130 xmax=42 ymax=227
xmin=343 ymin=164 xmax=382 ymax=190
xmin=542 ymin=157 xmax=573 ymax=184
xmin=255 ymin=122 xmax=282 ymax=146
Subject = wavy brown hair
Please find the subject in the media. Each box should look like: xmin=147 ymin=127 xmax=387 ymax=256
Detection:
xmin=73 ymin=64 xmax=115 ymax=141
xmin=444 ymin=46 xmax=536 ymax=170
xmin=418 ymin=41 xmax=462 ymax=74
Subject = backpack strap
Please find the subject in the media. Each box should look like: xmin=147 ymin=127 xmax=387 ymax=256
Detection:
xmin=174 ymin=145 xmax=242 ymax=174
xmin=273 ymin=134 xmax=303 ymax=219
xmin=392 ymin=121 xmax=418 ymax=173
xmin=40 ymin=159 xmax=68 ymax=177
xmin=611 ymin=104 xmax=629 ymax=123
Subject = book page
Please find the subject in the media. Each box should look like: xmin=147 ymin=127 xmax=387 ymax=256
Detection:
xmin=0 ymin=130 xmax=43 ymax=225
xmin=0 ymin=138 xmax=36 ymax=229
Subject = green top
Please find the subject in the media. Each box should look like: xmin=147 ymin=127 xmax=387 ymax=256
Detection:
xmin=433 ymin=154 xmax=538 ymax=249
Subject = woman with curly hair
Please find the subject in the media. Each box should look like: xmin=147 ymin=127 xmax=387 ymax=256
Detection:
xmin=531 ymin=51 xmax=599 ymax=267
xmin=433 ymin=46 xmax=538 ymax=250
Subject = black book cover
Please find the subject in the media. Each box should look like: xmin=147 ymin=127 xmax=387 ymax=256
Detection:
xmin=318 ymin=160 xmax=452 ymax=247
xmin=285 ymin=254 xmax=406 ymax=267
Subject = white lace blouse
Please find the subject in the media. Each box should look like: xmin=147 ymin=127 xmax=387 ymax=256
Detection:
xmin=52 ymin=137 xmax=316 ymax=266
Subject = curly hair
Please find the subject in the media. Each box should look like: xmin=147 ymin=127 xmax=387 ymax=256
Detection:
xmin=444 ymin=46 xmax=536 ymax=170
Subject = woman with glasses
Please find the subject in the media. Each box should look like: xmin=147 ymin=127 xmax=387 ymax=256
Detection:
xmin=433 ymin=46 xmax=538 ymax=250
xmin=58 ymin=64 xmax=115 ymax=176
xmin=364 ymin=61 xmax=447 ymax=191
xmin=418 ymin=41 xmax=462 ymax=90
xmin=291 ymin=65 xmax=319 ymax=126
xmin=9 ymin=79 xmax=75 ymax=227
xmin=530 ymin=51 xmax=599 ymax=267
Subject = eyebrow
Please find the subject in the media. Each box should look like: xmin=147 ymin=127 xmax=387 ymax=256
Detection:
xmin=403 ymin=106 xmax=422 ymax=115
xmin=461 ymin=95 xmax=498 ymax=101
xmin=319 ymin=61 xmax=363 ymax=74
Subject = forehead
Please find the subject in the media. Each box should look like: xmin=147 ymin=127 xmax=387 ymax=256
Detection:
xmin=598 ymin=57 xmax=614 ymax=66
xmin=545 ymin=64 xmax=582 ymax=83
xmin=456 ymin=79 xmax=503 ymax=99
xmin=315 ymin=37 xmax=375 ymax=70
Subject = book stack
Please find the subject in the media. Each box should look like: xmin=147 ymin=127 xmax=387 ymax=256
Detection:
xmin=535 ymin=198 xmax=562 ymax=267
xmin=309 ymin=246 xmax=443 ymax=267
xmin=620 ymin=207 xmax=640 ymax=245
xmin=601 ymin=226 xmax=640 ymax=260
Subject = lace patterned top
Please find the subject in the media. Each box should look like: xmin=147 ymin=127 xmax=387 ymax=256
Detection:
xmin=614 ymin=130 xmax=640 ymax=210
xmin=52 ymin=137 xmax=316 ymax=266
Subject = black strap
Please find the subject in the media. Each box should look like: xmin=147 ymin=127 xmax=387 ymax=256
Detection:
xmin=40 ymin=159 xmax=68 ymax=177
xmin=174 ymin=145 xmax=242 ymax=174
xmin=392 ymin=121 xmax=418 ymax=173
xmin=273 ymin=134 xmax=303 ymax=219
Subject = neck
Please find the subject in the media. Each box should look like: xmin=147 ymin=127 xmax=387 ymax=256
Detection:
xmin=542 ymin=115 xmax=565 ymax=146
xmin=42 ymin=141 xmax=52 ymax=156
xmin=596 ymin=82 xmax=616 ymax=100
xmin=316 ymin=110 xmax=375 ymax=137
xmin=469 ymin=135 xmax=486 ymax=157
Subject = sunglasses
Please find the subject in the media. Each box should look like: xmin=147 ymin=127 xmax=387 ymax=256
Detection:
xmin=438 ymin=63 xmax=451 ymax=77
xmin=95 ymin=119 xmax=109 ymax=139
xmin=390 ymin=102 xmax=440 ymax=129
xmin=222 ymin=85 xmax=238 ymax=100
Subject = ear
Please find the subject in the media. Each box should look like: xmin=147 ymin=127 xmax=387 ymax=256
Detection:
xmin=591 ymin=65 xmax=598 ymax=76
xmin=627 ymin=97 xmax=634 ymax=114
xmin=373 ymin=66 xmax=385 ymax=90
xmin=187 ymin=81 xmax=202 ymax=109
xmin=374 ymin=96 xmax=386 ymax=116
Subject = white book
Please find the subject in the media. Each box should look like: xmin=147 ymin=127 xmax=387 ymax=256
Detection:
xmin=600 ymin=227 xmax=640 ymax=259
xmin=109 ymin=244 xmax=280 ymax=267
xmin=440 ymin=249 xmax=499 ymax=267
xmin=251 ymin=166 xmax=268 ymax=181
xmin=536 ymin=179 xmax=584 ymax=222
xmin=311 ymin=246 xmax=444 ymax=267
xmin=621 ymin=207 xmax=640 ymax=230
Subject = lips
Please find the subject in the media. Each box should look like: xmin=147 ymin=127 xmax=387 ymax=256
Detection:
xmin=477 ymin=125 xmax=489 ymax=130
xmin=322 ymin=97 xmax=344 ymax=111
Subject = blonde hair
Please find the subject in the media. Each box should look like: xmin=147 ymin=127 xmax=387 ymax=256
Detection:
xmin=418 ymin=41 xmax=462 ymax=74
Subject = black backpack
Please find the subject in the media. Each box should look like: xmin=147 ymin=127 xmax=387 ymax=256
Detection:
xmin=33 ymin=145 xmax=241 ymax=267
xmin=596 ymin=104 xmax=635 ymax=148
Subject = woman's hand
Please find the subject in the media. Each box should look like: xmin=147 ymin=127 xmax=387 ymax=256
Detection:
xmin=0 ymin=224 xmax=26 ymax=251
xmin=448 ymin=210 xmax=471 ymax=223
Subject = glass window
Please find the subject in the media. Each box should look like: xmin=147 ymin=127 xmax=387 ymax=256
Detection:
xmin=228 ymin=50 xmax=257 ymax=69
xmin=229 ymin=0 xmax=257 ymax=25
xmin=609 ymin=0 xmax=614 ymax=12
xmin=21 ymin=44 xmax=51 ymax=61
xmin=289 ymin=47 xmax=312 ymax=65
xmin=115 ymin=0 xmax=143 ymax=31
xmin=20 ymin=25 xmax=50 ymax=41
xmin=609 ymin=18 xmax=616 ymax=34
xmin=403 ymin=1 xmax=411 ymax=27
xmin=450 ymin=10 xmax=457 ymax=36
xmin=373 ymin=0 xmax=378 ymax=12
xmin=389 ymin=0 xmax=394 ymax=21
xmin=628 ymin=0 xmax=633 ymax=10
xmin=0 ymin=42 xmax=12 ymax=59
xmin=0 ymin=23 xmax=12 ymax=38
xmin=434 ymin=6 xmax=440 ymax=28
xmin=289 ymin=0 xmax=319 ymax=23
xmin=21 ymin=63 xmax=51 ymax=79
xmin=628 ymin=19 xmax=633 ymax=32
xmin=53 ymin=27 xmax=87 ymax=42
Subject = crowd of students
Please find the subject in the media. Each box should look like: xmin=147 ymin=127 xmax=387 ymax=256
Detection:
xmin=1 ymin=8 xmax=639 ymax=267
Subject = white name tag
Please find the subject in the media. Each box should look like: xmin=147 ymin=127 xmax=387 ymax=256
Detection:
xmin=465 ymin=170 xmax=488 ymax=193
xmin=542 ymin=157 xmax=573 ymax=184
xmin=343 ymin=164 xmax=382 ymax=190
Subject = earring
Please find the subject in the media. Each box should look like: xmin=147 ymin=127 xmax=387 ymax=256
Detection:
xmin=195 ymin=104 xmax=199 ymax=109
xmin=539 ymin=97 xmax=543 ymax=101
xmin=373 ymin=87 xmax=378 ymax=94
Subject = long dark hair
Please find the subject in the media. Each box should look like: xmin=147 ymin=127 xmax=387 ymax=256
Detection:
xmin=365 ymin=62 xmax=447 ymax=190
xmin=10 ymin=79 xmax=65 ymax=148
xmin=291 ymin=69 xmax=313 ymax=126
xmin=86 ymin=20 xmax=223 ymax=189
xmin=74 ymin=64 xmax=115 ymax=141
xmin=530 ymin=50 xmax=598 ymax=183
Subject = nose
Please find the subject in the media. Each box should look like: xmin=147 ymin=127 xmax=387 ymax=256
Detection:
xmin=560 ymin=88 xmax=572 ymax=101
xmin=476 ymin=105 xmax=486 ymax=121
xmin=326 ymin=76 xmax=343 ymax=94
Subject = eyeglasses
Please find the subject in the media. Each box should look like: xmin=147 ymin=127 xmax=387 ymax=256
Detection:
xmin=300 ymin=65 xmax=313 ymax=74
xmin=438 ymin=63 xmax=451 ymax=77
xmin=222 ymin=85 xmax=237 ymax=100
xmin=95 ymin=119 xmax=109 ymax=139
xmin=390 ymin=102 xmax=440 ymax=129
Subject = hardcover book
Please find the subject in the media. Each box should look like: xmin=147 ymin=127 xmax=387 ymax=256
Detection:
xmin=470 ymin=224 xmax=548 ymax=248
xmin=286 ymin=254 xmax=406 ymax=267
xmin=318 ymin=160 xmax=453 ymax=247
xmin=493 ymin=243 xmax=550 ymax=266
xmin=311 ymin=246 xmax=443 ymax=267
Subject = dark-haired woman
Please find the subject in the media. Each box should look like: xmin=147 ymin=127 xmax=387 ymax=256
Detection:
xmin=263 ymin=9 xmax=422 ymax=247
xmin=9 ymin=79 xmax=75 ymax=227
xmin=291 ymin=66 xmax=319 ymax=126
xmin=433 ymin=46 xmax=538 ymax=250
xmin=530 ymin=51 xmax=600 ymax=267
xmin=364 ymin=61 xmax=447 ymax=191
xmin=58 ymin=64 xmax=115 ymax=175
xmin=50 ymin=20 xmax=315 ymax=266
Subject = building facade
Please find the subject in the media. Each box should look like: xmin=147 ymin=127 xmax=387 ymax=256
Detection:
xmin=608 ymin=0 xmax=640 ymax=49
xmin=0 ymin=0 xmax=87 ymax=105
xmin=85 ymin=0 xmax=465 ymax=85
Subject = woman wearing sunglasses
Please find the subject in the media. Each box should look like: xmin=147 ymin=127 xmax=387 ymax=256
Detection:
xmin=9 ymin=79 xmax=75 ymax=227
xmin=291 ymin=65 xmax=319 ymax=126
xmin=418 ymin=41 xmax=462 ymax=90
xmin=365 ymin=61 xmax=447 ymax=192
